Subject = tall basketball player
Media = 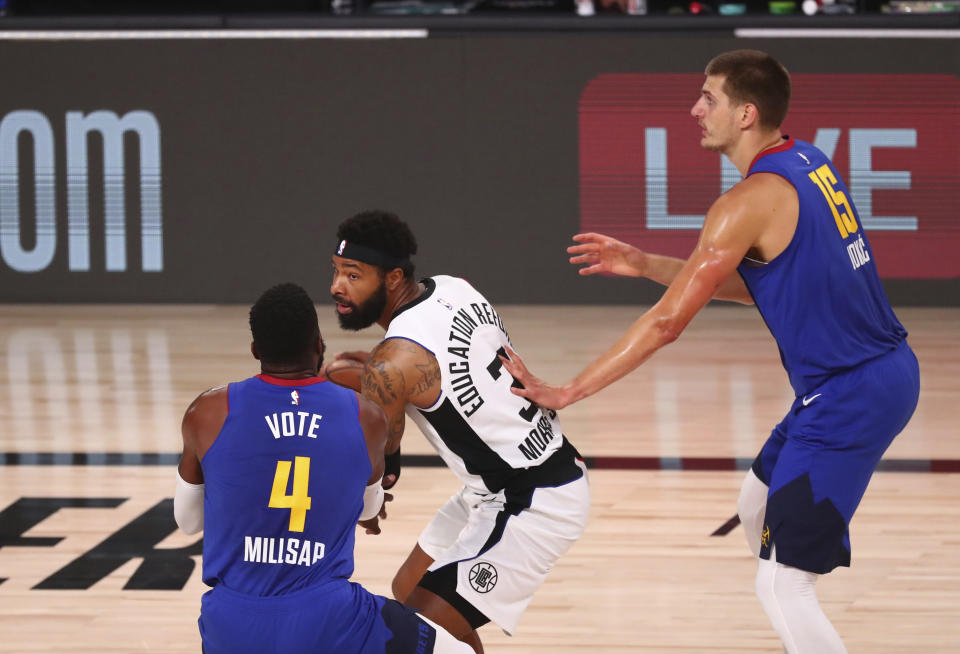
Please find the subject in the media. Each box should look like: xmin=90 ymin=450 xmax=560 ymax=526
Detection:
xmin=500 ymin=50 xmax=920 ymax=653
xmin=174 ymin=282 xmax=473 ymax=654
xmin=325 ymin=211 xmax=590 ymax=653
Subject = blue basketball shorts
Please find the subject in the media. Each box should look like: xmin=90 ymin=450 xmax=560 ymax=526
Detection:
xmin=199 ymin=579 xmax=440 ymax=654
xmin=751 ymin=341 xmax=920 ymax=574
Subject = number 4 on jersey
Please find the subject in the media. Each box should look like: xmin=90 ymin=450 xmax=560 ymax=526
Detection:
xmin=268 ymin=456 xmax=312 ymax=532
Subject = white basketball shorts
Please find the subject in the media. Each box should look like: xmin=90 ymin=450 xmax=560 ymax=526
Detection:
xmin=416 ymin=459 xmax=589 ymax=635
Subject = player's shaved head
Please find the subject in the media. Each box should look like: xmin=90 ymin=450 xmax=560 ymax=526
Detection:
xmin=249 ymin=283 xmax=322 ymax=367
xmin=706 ymin=49 xmax=791 ymax=130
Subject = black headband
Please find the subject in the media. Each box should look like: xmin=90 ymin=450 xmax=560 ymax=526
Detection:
xmin=334 ymin=239 xmax=409 ymax=270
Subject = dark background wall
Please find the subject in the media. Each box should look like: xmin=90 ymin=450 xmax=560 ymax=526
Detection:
xmin=1 ymin=30 xmax=957 ymax=305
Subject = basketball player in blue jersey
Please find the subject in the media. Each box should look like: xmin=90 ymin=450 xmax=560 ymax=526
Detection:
xmin=173 ymin=283 xmax=474 ymax=654
xmin=501 ymin=50 xmax=920 ymax=653
xmin=323 ymin=211 xmax=590 ymax=653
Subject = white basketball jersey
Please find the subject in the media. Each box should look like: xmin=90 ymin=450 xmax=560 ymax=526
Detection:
xmin=384 ymin=276 xmax=566 ymax=495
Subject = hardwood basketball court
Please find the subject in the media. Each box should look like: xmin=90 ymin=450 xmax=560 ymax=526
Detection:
xmin=1 ymin=304 xmax=957 ymax=652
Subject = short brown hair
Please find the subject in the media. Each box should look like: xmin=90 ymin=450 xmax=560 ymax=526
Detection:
xmin=705 ymin=50 xmax=791 ymax=130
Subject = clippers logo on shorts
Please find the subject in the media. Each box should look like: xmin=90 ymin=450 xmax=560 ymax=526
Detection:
xmin=468 ymin=562 xmax=498 ymax=593
xmin=579 ymin=74 xmax=960 ymax=279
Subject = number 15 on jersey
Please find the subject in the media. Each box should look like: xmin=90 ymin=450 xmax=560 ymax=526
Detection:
xmin=808 ymin=164 xmax=858 ymax=239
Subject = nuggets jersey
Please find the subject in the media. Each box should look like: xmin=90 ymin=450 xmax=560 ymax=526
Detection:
xmin=200 ymin=375 xmax=371 ymax=596
xmin=737 ymin=138 xmax=907 ymax=398
xmin=384 ymin=276 xmax=567 ymax=495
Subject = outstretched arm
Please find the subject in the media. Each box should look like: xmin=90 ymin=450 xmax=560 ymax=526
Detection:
xmin=568 ymin=232 xmax=754 ymax=305
xmin=504 ymin=180 xmax=776 ymax=409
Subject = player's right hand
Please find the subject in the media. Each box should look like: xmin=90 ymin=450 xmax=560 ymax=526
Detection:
xmin=358 ymin=492 xmax=393 ymax=535
xmin=567 ymin=232 xmax=646 ymax=278
xmin=499 ymin=346 xmax=574 ymax=411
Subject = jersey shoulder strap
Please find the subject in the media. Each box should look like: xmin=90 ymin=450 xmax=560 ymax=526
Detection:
xmin=384 ymin=276 xmax=473 ymax=355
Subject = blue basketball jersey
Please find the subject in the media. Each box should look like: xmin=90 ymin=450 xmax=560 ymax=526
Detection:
xmin=737 ymin=138 xmax=907 ymax=397
xmin=200 ymin=375 xmax=371 ymax=596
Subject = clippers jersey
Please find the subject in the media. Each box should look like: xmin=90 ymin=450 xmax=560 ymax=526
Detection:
xmin=737 ymin=138 xmax=907 ymax=397
xmin=384 ymin=276 xmax=566 ymax=495
xmin=200 ymin=375 xmax=371 ymax=596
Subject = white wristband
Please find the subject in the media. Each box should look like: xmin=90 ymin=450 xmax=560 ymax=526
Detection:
xmin=174 ymin=470 xmax=204 ymax=535
xmin=359 ymin=477 xmax=384 ymax=521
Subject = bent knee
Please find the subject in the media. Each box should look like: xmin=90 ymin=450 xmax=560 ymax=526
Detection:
xmin=755 ymin=557 xmax=819 ymax=609
xmin=394 ymin=544 xmax=435 ymax=602
xmin=393 ymin=564 xmax=428 ymax=603
xmin=392 ymin=571 xmax=411 ymax=603
xmin=754 ymin=564 xmax=773 ymax=605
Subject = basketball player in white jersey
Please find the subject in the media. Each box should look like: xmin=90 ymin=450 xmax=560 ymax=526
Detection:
xmin=324 ymin=211 xmax=590 ymax=653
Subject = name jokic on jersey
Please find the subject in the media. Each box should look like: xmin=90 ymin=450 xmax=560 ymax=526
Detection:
xmin=847 ymin=235 xmax=871 ymax=271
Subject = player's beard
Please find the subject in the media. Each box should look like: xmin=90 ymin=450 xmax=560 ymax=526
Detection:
xmin=335 ymin=281 xmax=387 ymax=331
xmin=700 ymin=117 xmax=735 ymax=154
xmin=701 ymin=139 xmax=724 ymax=153
xmin=700 ymin=128 xmax=725 ymax=153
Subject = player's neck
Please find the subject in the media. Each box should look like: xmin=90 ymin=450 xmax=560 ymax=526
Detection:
xmin=260 ymin=363 xmax=320 ymax=379
xmin=378 ymin=279 xmax=424 ymax=330
xmin=729 ymin=130 xmax=785 ymax=177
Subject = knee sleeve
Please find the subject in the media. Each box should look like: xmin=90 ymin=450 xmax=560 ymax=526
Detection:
xmin=737 ymin=468 xmax=768 ymax=557
xmin=754 ymin=547 xmax=848 ymax=654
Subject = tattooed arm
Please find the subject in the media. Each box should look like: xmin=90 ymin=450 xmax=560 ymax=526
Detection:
xmin=361 ymin=338 xmax=442 ymax=456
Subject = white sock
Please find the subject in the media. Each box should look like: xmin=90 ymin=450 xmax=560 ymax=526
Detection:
xmin=737 ymin=468 xmax=768 ymax=557
xmin=755 ymin=546 xmax=848 ymax=654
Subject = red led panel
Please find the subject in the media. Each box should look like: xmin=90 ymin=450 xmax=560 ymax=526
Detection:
xmin=579 ymin=74 xmax=960 ymax=279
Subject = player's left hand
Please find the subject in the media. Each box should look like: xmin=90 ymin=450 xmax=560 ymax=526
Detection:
xmin=568 ymin=232 xmax=646 ymax=278
xmin=499 ymin=346 xmax=572 ymax=411
xmin=358 ymin=492 xmax=393 ymax=535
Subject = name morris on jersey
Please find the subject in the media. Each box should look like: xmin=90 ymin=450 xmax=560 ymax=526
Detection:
xmin=446 ymin=302 xmax=509 ymax=418
xmin=518 ymin=413 xmax=558 ymax=461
